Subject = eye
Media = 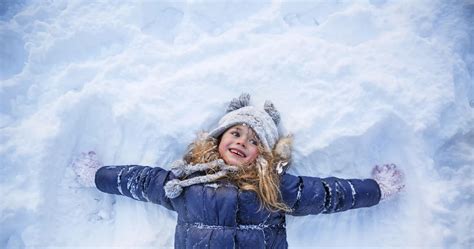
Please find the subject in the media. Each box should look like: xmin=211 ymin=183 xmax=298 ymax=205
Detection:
xmin=231 ymin=131 xmax=240 ymax=137
xmin=249 ymin=139 xmax=258 ymax=146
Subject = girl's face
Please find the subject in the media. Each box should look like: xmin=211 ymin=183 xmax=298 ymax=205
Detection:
xmin=218 ymin=124 xmax=260 ymax=166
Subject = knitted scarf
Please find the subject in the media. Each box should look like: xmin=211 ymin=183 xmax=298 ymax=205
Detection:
xmin=164 ymin=159 xmax=238 ymax=199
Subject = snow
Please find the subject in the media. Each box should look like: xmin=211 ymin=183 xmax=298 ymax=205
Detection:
xmin=1 ymin=0 xmax=473 ymax=248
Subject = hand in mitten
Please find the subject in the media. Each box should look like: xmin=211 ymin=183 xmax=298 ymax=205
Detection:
xmin=71 ymin=151 xmax=103 ymax=187
xmin=371 ymin=164 xmax=405 ymax=201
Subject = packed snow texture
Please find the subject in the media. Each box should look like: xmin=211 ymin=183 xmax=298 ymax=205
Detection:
xmin=1 ymin=0 xmax=473 ymax=248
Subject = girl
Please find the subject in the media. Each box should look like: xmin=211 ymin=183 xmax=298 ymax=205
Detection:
xmin=72 ymin=93 xmax=404 ymax=249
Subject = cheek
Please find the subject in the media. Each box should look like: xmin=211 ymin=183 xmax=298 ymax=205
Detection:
xmin=246 ymin=148 xmax=259 ymax=162
xmin=218 ymin=142 xmax=228 ymax=158
xmin=218 ymin=143 xmax=224 ymax=154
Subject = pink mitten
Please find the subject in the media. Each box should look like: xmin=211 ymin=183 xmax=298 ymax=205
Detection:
xmin=371 ymin=164 xmax=405 ymax=201
xmin=71 ymin=151 xmax=103 ymax=187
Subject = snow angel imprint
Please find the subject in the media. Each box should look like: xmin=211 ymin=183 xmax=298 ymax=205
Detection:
xmin=72 ymin=93 xmax=405 ymax=249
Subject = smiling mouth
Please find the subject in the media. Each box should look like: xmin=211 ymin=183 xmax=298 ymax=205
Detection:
xmin=229 ymin=148 xmax=246 ymax=158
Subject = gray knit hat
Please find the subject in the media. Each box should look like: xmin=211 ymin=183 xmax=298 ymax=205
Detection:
xmin=209 ymin=93 xmax=281 ymax=151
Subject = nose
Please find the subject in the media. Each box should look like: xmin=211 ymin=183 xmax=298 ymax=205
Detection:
xmin=236 ymin=137 xmax=247 ymax=148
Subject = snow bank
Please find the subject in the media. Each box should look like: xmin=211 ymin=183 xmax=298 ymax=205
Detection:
xmin=1 ymin=0 xmax=472 ymax=248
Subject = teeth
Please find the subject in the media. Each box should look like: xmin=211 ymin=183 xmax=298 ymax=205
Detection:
xmin=230 ymin=149 xmax=245 ymax=157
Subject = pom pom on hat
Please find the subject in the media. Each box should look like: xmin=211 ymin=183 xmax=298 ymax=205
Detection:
xmin=226 ymin=93 xmax=251 ymax=112
xmin=264 ymin=100 xmax=280 ymax=125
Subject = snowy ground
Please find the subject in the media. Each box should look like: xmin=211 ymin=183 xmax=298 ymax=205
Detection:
xmin=1 ymin=0 xmax=473 ymax=248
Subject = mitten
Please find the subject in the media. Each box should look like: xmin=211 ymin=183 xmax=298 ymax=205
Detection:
xmin=371 ymin=163 xmax=405 ymax=201
xmin=71 ymin=151 xmax=103 ymax=187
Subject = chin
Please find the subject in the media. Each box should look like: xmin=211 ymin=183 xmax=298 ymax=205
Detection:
xmin=228 ymin=160 xmax=244 ymax=166
xmin=224 ymin=156 xmax=245 ymax=166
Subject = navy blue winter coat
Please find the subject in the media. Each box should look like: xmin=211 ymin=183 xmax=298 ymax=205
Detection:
xmin=95 ymin=165 xmax=381 ymax=248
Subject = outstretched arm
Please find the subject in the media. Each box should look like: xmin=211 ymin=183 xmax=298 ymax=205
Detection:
xmin=281 ymin=164 xmax=405 ymax=216
xmin=281 ymin=174 xmax=381 ymax=216
xmin=71 ymin=151 xmax=176 ymax=211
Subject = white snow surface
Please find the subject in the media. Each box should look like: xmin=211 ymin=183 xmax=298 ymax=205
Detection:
xmin=1 ymin=0 xmax=473 ymax=248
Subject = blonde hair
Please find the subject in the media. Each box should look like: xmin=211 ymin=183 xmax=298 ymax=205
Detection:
xmin=183 ymin=132 xmax=292 ymax=212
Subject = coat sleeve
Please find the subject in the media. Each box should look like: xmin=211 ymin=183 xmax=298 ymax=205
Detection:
xmin=280 ymin=173 xmax=381 ymax=216
xmin=94 ymin=165 xmax=176 ymax=211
